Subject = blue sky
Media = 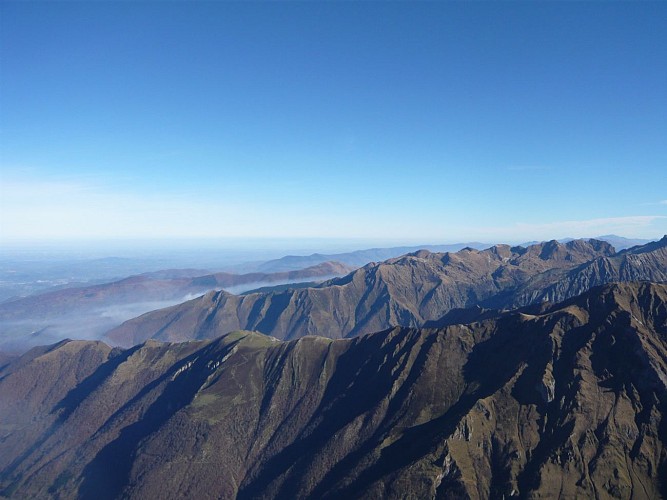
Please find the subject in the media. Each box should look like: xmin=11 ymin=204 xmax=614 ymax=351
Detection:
xmin=1 ymin=1 xmax=666 ymax=245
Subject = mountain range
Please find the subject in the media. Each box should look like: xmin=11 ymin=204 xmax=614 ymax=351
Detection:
xmin=0 ymin=261 xmax=353 ymax=352
xmin=1 ymin=282 xmax=665 ymax=498
xmin=236 ymin=242 xmax=490 ymax=273
xmin=226 ymin=235 xmax=652 ymax=274
xmin=107 ymin=237 xmax=667 ymax=346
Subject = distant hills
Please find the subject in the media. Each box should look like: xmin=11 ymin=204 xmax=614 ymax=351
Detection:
xmin=0 ymin=235 xmax=651 ymax=304
xmin=0 ymin=261 xmax=353 ymax=352
xmin=2 ymin=282 xmax=666 ymax=498
xmin=518 ymin=234 xmax=652 ymax=250
xmin=590 ymin=234 xmax=653 ymax=250
xmin=107 ymin=237 xmax=667 ymax=346
xmin=234 ymin=242 xmax=491 ymax=273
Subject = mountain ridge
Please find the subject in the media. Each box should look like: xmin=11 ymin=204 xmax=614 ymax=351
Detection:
xmin=107 ymin=237 xmax=666 ymax=346
xmin=2 ymin=282 xmax=666 ymax=498
xmin=0 ymin=261 xmax=353 ymax=352
xmin=230 ymin=235 xmax=654 ymax=274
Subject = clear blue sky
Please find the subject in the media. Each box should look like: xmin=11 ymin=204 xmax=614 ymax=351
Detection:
xmin=1 ymin=1 xmax=666 ymax=245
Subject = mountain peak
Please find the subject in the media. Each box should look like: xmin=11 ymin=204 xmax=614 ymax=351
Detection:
xmin=538 ymin=239 xmax=562 ymax=259
xmin=405 ymin=249 xmax=433 ymax=259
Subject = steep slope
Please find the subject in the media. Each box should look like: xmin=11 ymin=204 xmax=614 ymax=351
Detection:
xmin=0 ymin=261 xmax=353 ymax=352
xmin=1 ymin=283 xmax=666 ymax=498
xmin=107 ymin=238 xmax=639 ymax=346
xmin=502 ymin=235 xmax=667 ymax=309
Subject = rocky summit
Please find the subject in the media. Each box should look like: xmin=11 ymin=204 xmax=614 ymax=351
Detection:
xmin=2 ymin=282 xmax=666 ymax=499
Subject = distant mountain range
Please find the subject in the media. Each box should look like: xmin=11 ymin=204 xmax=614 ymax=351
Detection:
xmin=518 ymin=234 xmax=652 ymax=250
xmin=229 ymin=235 xmax=653 ymax=274
xmin=2 ymin=282 xmax=666 ymax=498
xmin=232 ymin=242 xmax=491 ymax=273
xmin=588 ymin=234 xmax=653 ymax=250
xmin=107 ymin=237 xmax=667 ymax=346
xmin=0 ymin=261 xmax=353 ymax=352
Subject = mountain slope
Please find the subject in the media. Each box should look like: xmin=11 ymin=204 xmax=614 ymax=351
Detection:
xmin=107 ymin=238 xmax=657 ymax=346
xmin=0 ymin=261 xmax=353 ymax=352
xmin=1 ymin=282 xmax=666 ymax=498
xmin=501 ymin=236 xmax=667 ymax=309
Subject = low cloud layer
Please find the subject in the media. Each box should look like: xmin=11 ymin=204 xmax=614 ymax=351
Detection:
xmin=0 ymin=278 xmax=330 ymax=353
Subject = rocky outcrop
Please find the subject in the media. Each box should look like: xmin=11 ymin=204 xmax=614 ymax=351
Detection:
xmin=503 ymin=236 xmax=667 ymax=309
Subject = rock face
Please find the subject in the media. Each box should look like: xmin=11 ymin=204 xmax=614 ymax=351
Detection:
xmin=498 ymin=236 xmax=667 ymax=309
xmin=2 ymin=282 xmax=666 ymax=499
xmin=107 ymin=237 xmax=666 ymax=346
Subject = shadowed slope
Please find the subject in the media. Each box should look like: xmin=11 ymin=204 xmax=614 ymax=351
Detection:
xmin=1 ymin=283 xmax=666 ymax=498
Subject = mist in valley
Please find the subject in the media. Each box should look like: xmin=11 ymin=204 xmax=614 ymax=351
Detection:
xmin=0 ymin=277 xmax=334 ymax=353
